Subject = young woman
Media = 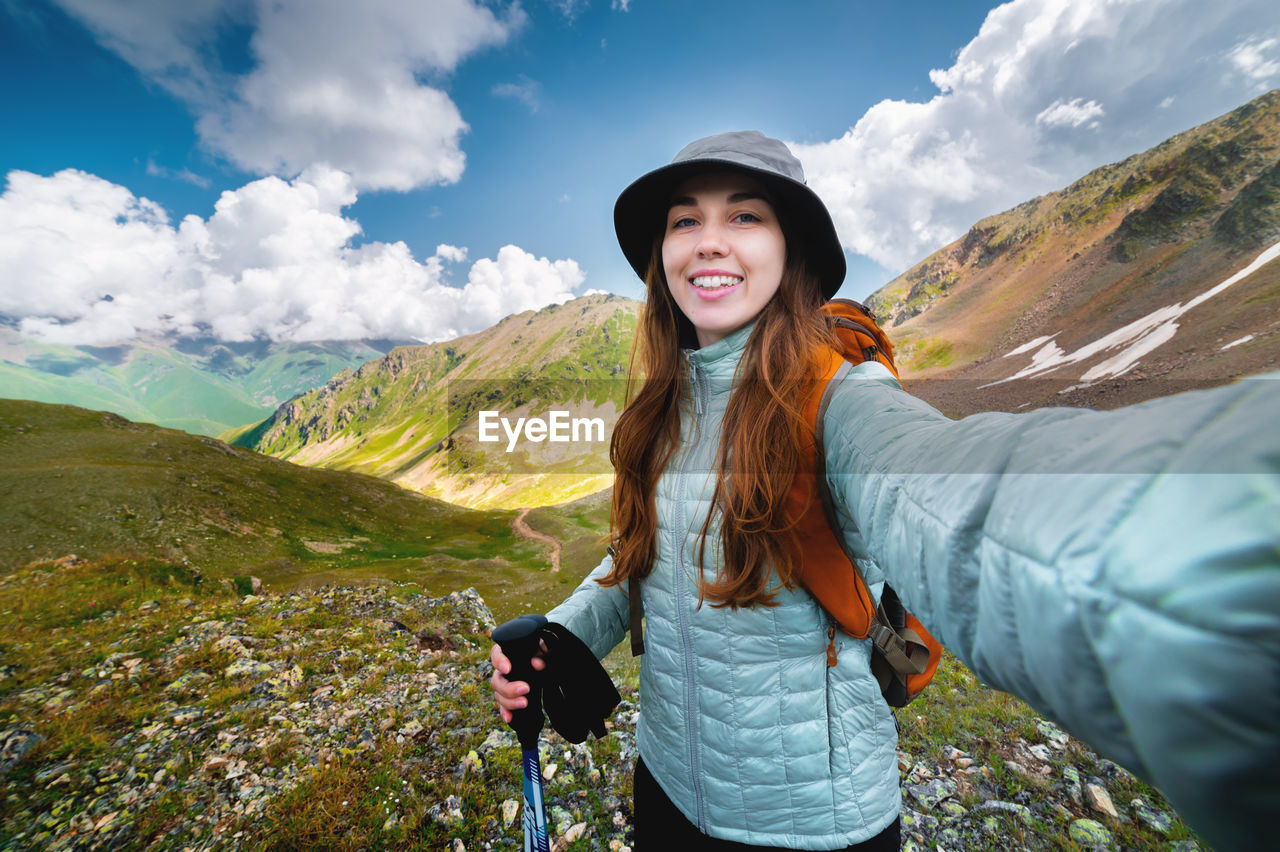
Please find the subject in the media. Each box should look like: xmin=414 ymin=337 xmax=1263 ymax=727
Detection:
xmin=490 ymin=131 xmax=1279 ymax=851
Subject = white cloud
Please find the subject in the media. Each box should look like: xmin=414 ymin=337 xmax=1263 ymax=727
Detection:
xmin=548 ymin=0 xmax=590 ymax=22
xmin=1035 ymin=97 xmax=1105 ymax=128
xmin=52 ymin=0 xmax=526 ymax=191
xmin=1226 ymin=36 xmax=1280 ymax=90
xmin=793 ymin=0 xmax=1280 ymax=273
xmin=492 ymin=76 xmax=542 ymax=113
xmin=0 ymin=168 xmax=585 ymax=345
xmin=145 ymin=158 xmax=213 ymax=188
xmin=435 ymin=244 xmax=469 ymax=264
xmin=612 ymin=0 xmax=631 ymax=11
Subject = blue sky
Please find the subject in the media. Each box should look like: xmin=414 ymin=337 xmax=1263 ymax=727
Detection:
xmin=1 ymin=0 xmax=1277 ymax=345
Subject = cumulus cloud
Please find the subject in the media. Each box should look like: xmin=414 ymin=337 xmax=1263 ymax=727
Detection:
xmin=52 ymin=0 xmax=526 ymax=191
xmin=793 ymin=0 xmax=1280 ymax=273
xmin=0 ymin=168 xmax=583 ymax=345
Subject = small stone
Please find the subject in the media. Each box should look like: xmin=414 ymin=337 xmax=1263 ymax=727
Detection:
xmin=250 ymin=576 xmax=263 ymax=594
xmin=224 ymin=658 xmax=273 ymax=678
xmin=451 ymin=840 xmax=465 ymax=852
xmin=1086 ymin=783 xmax=1118 ymax=819
xmin=1062 ymin=765 xmax=1083 ymax=804
xmin=214 ymin=636 xmax=249 ymax=657
xmin=1036 ymin=719 xmax=1070 ymax=749
xmin=501 ymin=798 xmax=520 ymax=827
xmin=905 ymin=777 xmax=957 ymax=810
xmin=542 ymin=762 xmax=558 ymax=780
xmin=171 ymin=706 xmax=203 ymax=726
xmin=976 ymin=800 xmax=1034 ymax=825
xmin=383 ymin=815 xmax=399 ymax=831
xmin=564 ymin=822 xmax=587 ymax=843
xmin=1167 ymin=842 xmax=1201 ymax=852
xmin=0 ymin=729 xmax=44 ymax=771
xmin=1028 ymin=744 xmax=1052 ymax=763
xmin=1069 ymin=818 xmax=1113 ymax=848
xmin=139 ymin=600 xmax=160 ymax=611
xmin=399 ymin=719 xmax=424 ymax=738
xmin=939 ymin=800 xmax=967 ymax=819
xmin=954 ymin=757 xmax=973 ymax=769
xmin=549 ymin=806 xmax=575 ymax=837
xmin=1005 ymin=759 xmax=1033 ymax=777
xmin=1130 ymin=798 xmax=1172 ymax=835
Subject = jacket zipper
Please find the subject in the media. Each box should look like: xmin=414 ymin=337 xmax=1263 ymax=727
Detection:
xmin=674 ymin=359 xmax=709 ymax=832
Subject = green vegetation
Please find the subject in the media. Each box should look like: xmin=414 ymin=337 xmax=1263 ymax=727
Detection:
xmin=0 ymin=336 xmax=388 ymax=437
xmin=0 ymin=398 xmax=603 ymax=617
xmin=235 ymin=293 xmax=640 ymax=510
xmin=903 ymin=338 xmax=955 ymax=372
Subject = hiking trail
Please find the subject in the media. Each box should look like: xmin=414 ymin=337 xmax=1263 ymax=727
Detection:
xmin=513 ymin=508 xmax=561 ymax=573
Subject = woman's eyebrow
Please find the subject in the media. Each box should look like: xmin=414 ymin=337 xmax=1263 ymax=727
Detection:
xmin=667 ymin=192 xmax=769 ymax=210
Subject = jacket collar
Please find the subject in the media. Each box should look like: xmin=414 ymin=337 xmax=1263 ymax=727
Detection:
xmin=685 ymin=321 xmax=754 ymax=391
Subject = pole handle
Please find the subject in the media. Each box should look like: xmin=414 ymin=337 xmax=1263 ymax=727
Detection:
xmin=492 ymin=613 xmax=548 ymax=749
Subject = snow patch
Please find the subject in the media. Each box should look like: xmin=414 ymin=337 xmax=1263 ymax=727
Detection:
xmin=1004 ymin=334 xmax=1058 ymax=357
xmin=981 ymin=240 xmax=1280 ymax=388
xmin=1220 ymin=334 xmax=1254 ymax=351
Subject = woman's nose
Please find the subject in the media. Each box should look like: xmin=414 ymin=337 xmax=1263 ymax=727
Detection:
xmin=696 ymin=221 xmax=728 ymax=257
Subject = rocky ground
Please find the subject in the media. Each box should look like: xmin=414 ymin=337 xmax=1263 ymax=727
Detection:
xmin=0 ymin=559 xmax=1203 ymax=850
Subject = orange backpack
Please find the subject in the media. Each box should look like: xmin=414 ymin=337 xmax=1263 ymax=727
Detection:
xmin=787 ymin=299 xmax=942 ymax=707
xmin=626 ymin=299 xmax=942 ymax=707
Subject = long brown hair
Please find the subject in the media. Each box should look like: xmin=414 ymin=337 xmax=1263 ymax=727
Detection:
xmin=599 ymin=226 xmax=836 ymax=608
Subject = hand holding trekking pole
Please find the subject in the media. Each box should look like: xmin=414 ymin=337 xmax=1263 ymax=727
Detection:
xmin=491 ymin=614 xmax=552 ymax=852
xmin=489 ymin=636 xmax=548 ymax=725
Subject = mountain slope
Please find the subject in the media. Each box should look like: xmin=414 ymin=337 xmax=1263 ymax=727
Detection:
xmin=0 ymin=333 xmax=395 ymax=436
xmin=0 ymin=397 xmax=601 ymax=614
xmin=236 ymin=292 xmax=639 ymax=509
xmin=866 ymin=90 xmax=1280 ymax=416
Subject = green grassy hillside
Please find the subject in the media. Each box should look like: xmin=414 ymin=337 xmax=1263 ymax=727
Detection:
xmin=0 ymin=398 xmax=602 ymax=616
xmin=236 ymin=293 xmax=639 ymax=510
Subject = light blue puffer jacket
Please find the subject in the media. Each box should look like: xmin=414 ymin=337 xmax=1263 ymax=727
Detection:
xmin=549 ymin=322 xmax=1280 ymax=852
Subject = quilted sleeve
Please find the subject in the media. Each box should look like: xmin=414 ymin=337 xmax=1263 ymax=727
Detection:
xmin=545 ymin=552 xmax=632 ymax=661
xmin=822 ymin=364 xmax=1280 ymax=852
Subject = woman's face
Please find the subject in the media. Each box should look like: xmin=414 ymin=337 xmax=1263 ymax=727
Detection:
xmin=662 ymin=171 xmax=786 ymax=349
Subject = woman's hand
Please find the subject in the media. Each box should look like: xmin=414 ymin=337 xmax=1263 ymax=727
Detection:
xmin=489 ymin=641 xmax=548 ymax=725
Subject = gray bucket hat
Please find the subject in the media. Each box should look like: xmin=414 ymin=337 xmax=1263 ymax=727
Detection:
xmin=613 ymin=130 xmax=846 ymax=299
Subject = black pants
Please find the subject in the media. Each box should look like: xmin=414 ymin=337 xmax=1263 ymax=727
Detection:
xmin=634 ymin=757 xmax=901 ymax=851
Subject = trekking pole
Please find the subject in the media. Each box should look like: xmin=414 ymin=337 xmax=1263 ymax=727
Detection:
xmin=492 ymin=613 xmax=551 ymax=852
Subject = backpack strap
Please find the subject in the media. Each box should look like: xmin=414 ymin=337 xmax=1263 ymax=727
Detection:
xmin=629 ymin=574 xmax=645 ymax=656
xmin=811 ymin=360 xmax=931 ymax=679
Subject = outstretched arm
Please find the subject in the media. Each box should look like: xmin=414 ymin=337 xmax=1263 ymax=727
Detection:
xmin=824 ymin=363 xmax=1280 ymax=852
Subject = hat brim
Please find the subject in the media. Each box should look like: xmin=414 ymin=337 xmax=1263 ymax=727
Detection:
xmin=613 ymin=157 xmax=846 ymax=300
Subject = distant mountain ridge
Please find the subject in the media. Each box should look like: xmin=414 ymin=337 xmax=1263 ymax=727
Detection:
xmin=867 ymin=89 xmax=1280 ymax=416
xmin=234 ymin=292 xmax=639 ymax=509
xmin=0 ymin=332 xmax=398 ymax=436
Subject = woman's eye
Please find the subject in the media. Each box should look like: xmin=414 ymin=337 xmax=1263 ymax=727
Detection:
xmin=733 ymin=212 xmax=762 ymax=224
xmin=670 ymin=216 xmax=697 ymax=229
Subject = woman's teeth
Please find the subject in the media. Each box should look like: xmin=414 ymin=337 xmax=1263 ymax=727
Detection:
xmin=691 ymin=275 xmax=741 ymax=289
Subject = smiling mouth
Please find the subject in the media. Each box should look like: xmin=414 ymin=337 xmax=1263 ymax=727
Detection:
xmin=690 ymin=274 xmax=742 ymax=290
